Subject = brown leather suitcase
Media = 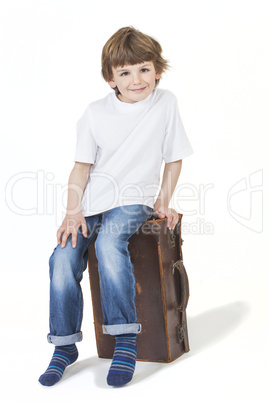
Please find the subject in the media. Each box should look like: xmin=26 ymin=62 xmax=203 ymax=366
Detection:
xmin=87 ymin=214 xmax=190 ymax=363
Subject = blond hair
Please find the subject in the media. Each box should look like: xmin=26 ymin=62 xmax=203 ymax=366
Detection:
xmin=101 ymin=27 xmax=169 ymax=94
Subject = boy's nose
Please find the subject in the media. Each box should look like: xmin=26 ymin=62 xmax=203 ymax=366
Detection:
xmin=132 ymin=74 xmax=142 ymax=85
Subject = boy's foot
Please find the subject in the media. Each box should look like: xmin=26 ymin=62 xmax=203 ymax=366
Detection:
xmin=39 ymin=344 xmax=78 ymax=386
xmin=107 ymin=334 xmax=137 ymax=387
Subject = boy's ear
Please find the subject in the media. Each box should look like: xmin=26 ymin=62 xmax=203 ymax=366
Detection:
xmin=108 ymin=77 xmax=117 ymax=89
xmin=155 ymin=72 xmax=162 ymax=80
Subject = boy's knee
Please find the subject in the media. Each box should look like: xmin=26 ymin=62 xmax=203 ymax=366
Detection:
xmin=49 ymin=245 xmax=77 ymax=284
xmin=95 ymin=234 xmax=124 ymax=254
xmin=50 ymin=263 xmax=70 ymax=292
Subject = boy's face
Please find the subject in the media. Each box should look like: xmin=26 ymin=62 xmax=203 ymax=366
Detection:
xmin=108 ymin=61 xmax=161 ymax=103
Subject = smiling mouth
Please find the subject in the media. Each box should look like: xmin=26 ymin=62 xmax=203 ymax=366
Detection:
xmin=130 ymin=87 xmax=146 ymax=92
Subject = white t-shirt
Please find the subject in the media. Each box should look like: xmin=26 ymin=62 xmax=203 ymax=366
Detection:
xmin=74 ymin=88 xmax=193 ymax=217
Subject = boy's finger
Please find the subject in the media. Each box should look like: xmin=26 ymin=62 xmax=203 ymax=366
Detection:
xmin=61 ymin=233 xmax=68 ymax=248
xmin=57 ymin=227 xmax=64 ymax=244
xmin=72 ymin=233 xmax=77 ymax=248
xmin=81 ymin=222 xmax=88 ymax=238
xmin=167 ymin=214 xmax=174 ymax=230
xmin=166 ymin=213 xmax=171 ymax=225
xmin=157 ymin=210 xmax=165 ymax=218
xmin=172 ymin=214 xmax=178 ymax=230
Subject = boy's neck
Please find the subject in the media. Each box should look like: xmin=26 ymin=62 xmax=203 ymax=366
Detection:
xmin=117 ymin=93 xmax=137 ymax=104
xmin=116 ymin=89 xmax=155 ymax=104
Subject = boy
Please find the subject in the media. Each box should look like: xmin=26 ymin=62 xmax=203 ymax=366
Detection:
xmin=39 ymin=26 xmax=193 ymax=387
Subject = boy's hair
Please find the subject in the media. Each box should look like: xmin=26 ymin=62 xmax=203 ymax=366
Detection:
xmin=101 ymin=26 xmax=169 ymax=94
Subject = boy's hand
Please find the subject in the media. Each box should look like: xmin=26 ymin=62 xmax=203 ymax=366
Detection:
xmin=57 ymin=212 xmax=88 ymax=248
xmin=153 ymin=205 xmax=179 ymax=231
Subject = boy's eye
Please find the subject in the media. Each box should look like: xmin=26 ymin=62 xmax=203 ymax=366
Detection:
xmin=120 ymin=68 xmax=149 ymax=76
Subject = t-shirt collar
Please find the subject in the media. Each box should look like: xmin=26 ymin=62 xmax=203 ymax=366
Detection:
xmin=112 ymin=89 xmax=155 ymax=108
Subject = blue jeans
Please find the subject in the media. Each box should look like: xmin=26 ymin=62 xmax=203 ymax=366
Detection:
xmin=47 ymin=204 xmax=154 ymax=346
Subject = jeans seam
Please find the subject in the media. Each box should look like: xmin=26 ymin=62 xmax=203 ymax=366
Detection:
xmin=144 ymin=207 xmax=154 ymax=222
xmin=74 ymin=227 xmax=99 ymax=282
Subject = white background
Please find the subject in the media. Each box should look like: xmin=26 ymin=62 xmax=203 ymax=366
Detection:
xmin=1 ymin=0 xmax=267 ymax=401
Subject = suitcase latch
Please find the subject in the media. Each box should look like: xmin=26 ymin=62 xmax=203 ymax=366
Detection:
xmin=176 ymin=321 xmax=186 ymax=344
xmin=167 ymin=230 xmax=176 ymax=249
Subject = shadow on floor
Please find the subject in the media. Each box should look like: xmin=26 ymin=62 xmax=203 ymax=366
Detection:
xmin=64 ymin=300 xmax=250 ymax=386
xmin=188 ymin=300 xmax=250 ymax=355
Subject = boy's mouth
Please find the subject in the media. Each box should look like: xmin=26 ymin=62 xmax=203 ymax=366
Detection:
xmin=130 ymin=87 xmax=146 ymax=93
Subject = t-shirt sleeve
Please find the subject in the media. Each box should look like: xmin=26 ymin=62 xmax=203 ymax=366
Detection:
xmin=74 ymin=106 xmax=98 ymax=164
xmin=162 ymin=95 xmax=193 ymax=163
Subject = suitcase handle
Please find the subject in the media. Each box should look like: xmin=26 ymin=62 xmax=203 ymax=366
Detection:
xmin=173 ymin=260 xmax=189 ymax=312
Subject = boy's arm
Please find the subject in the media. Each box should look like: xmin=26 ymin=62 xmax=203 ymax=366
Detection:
xmin=57 ymin=162 xmax=92 ymax=248
xmin=153 ymin=160 xmax=182 ymax=230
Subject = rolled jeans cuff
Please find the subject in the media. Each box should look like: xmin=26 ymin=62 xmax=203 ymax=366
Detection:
xmin=102 ymin=323 xmax=142 ymax=336
xmin=47 ymin=331 xmax=83 ymax=346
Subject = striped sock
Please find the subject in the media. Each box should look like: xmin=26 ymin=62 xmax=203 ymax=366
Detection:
xmin=38 ymin=344 xmax=78 ymax=386
xmin=107 ymin=334 xmax=137 ymax=387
